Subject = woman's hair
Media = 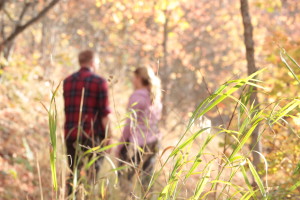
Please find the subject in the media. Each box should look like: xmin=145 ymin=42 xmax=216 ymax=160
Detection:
xmin=134 ymin=66 xmax=162 ymax=104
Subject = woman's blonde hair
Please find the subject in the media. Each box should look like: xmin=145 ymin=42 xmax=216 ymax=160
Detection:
xmin=134 ymin=66 xmax=162 ymax=104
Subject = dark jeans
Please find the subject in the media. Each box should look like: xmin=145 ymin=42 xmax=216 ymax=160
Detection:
xmin=119 ymin=141 xmax=159 ymax=189
xmin=66 ymin=136 xmax=103 ymax=195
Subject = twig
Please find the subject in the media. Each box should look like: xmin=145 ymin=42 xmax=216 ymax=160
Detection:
xmin=3 ymin=8 xmax=15 ymax=22
xmin=0 ymin=0 xmax=60 ymax=47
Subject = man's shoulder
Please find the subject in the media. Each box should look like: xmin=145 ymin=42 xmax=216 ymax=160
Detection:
xmin=87 ymin=74 xmax=108 ymax=92
xmin=63 ymin=71 xmax=78 ymax=83
xmin=63 ymin=70 xmax=107 ymax=86
xmin=89 ymin=73 xmax=107 ymax=83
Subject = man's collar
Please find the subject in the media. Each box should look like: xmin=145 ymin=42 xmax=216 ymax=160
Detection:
xmin=80 ymin=66 xmax=91 ymax=71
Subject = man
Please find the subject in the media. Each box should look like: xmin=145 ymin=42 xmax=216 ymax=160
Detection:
xmin=63 ymin=50 xmax=111 ymax=194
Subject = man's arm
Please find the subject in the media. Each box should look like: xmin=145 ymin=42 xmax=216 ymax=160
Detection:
xmin=98 ymin=79 xmax=112 ymax=146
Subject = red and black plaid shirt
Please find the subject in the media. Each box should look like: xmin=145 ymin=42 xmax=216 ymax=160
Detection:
xmin=63 ymin=67 xmax=110 ymax=140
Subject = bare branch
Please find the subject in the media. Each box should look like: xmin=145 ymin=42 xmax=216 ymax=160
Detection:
xmin=18 ymin=2 xmax=32 ymax=23
xmin=0 ymin=0 xmax=60 ymax=47
xmin=3 ymin=8 xmax=15 ymax=23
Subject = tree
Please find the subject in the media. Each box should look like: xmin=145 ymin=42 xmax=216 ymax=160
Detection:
xmin=0 ymin=1 xmax=5 ymax=11
xmin=240 ymin=0 xmax=262 ymax=168
xmin=0 ymin=0 xmax=60 ymax=59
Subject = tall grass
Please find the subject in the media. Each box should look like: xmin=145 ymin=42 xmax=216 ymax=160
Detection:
xmin=42 ymin=82 xmax=61 ymax=198
xmin=44 ymin=50 xmax=300 ymax=199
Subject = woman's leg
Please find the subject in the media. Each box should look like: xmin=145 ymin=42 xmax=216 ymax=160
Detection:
xmin=119 ymin=144 xmax=136 ymax=181
xmin=141 ymin=141 xmax=159 ymax=190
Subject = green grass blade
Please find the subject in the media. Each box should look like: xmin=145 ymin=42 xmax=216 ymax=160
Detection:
xmin=83 ymin=142 xmax=128 ymax=156
xmin=191 ymin=164 xmax=212 ymax=199
xmin=229 ymin=118 xmax=262 ymax=162
xmin=240 ymin=191 xmax=256 ymax=200
xmin=170 ymin=128 xmax=210 ymax=157
xmin=285 ymin=52 xmax=300 ymax=69
xmin=247 ymin=159 xmax=266 ymax=198
xmin=241 ymin=165 xmax=257 ymax=200
xmin=288 ymin=181 xmax=300 ymax=193
xmin=85 ymin=155 xmax=101 ymax=170
xmin=270 ymin=99 xmax=300 ymax=124
xmin=280 ymin=50 xmax=300 ymax=85
xmin=186 ymin=134 xmax=215 ymax=179
xmin=50 ymin=150 xmax=57 ymax=191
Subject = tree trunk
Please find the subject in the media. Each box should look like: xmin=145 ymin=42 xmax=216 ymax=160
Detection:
xmin=0 ymin=0 xmax=5 ymax=11
xmin=161 ymin=10 xmax=170 ymax=123
xmin=240 ymin=0 xmax=262 ymax=168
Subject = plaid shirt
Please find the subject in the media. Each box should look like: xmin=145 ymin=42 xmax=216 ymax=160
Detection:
xmin=63 ymin=67 xmax=110 ymax=140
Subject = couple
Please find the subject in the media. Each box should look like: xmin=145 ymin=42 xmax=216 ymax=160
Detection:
xmin=63 ymin=50 xmax=162 ymax=195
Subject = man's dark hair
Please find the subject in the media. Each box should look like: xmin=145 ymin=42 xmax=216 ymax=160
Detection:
xmin=78 ymin=50 xmax=94 ymax=66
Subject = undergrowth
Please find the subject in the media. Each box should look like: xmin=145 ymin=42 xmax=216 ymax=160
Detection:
xmin=43 ymin=49 xmax=300 ymax=199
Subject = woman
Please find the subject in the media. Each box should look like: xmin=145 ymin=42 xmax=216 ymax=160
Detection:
xmin=118 ymin=66 xmax=162 ymax=190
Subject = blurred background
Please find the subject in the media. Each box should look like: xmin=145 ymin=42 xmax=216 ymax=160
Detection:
xmin=0 ymin=0 xmax=299 ymax=199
